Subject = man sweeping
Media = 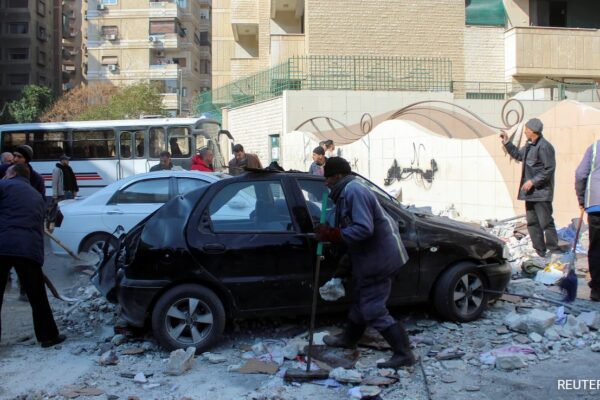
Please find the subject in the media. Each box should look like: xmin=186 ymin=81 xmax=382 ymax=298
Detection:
xmin=315 ymin=157 xmax=416 ymax=368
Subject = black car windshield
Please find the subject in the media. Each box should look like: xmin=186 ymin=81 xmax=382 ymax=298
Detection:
xmin=353 ymin=173 xmax=401 ymax=206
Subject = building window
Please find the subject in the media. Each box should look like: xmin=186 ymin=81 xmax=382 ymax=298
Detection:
xmin=7 ymin=48 xmax=29 ymax=61
xmin=173 ymin=57 xmax=186 ymax=67
xmin=37 ymin=0 xmax=46 ymax=16
xmin=7 ymin=0 xmax=28 ymax=8
xmin=181 ymin=87 xmax=187 ymax=97
xmin=37 ymin=74 xmax=47 ymax=86
xmin=101 ymin=0 xmax=118 ymax=4
xmin=7 ymin=74 xmax=29 ymax=86
xmin=8 ymin=22 xmax=28 ymax=34
xmin=199 ymin=31 xmax=209 ymax=46
xmin=37 ymin=50 xmax=46 ymax=66
xmin=200 ymin=60 xmax=210 ymax=74
xmin=37 ymin=24 xmax=48 ymax=41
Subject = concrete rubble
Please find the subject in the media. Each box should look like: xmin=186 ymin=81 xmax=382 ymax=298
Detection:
xmin=3 ymin=218 xmax=600 ymax=400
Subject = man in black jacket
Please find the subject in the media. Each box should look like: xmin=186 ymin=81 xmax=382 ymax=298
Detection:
xmin=0 ymin=163 xmax=65 ymax=347
xmin=501 ymin=118 xmax=560 ymax=257
xmin=52 ymin=155 xmax=79 ymax=200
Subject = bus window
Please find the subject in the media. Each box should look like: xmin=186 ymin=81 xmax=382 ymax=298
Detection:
xmin=30 ymin=131 xmax=69 ymax=160
xmin=167 ymin=127 xmax=191 ymax=158
xmin=135 ymin=131 xmax=145 ymax=157
xmin=149 ymin=127 xmax=165 ymax=158
xmin=1 ymin=132 xmax=27 ymax=152
xmin=119 ymin=131 xmax=132 ymax=159
xmin=72 ymin=130 xmax=116 ymax=159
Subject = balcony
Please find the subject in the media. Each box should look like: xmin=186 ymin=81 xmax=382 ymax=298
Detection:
xmin=270 ymin=34 xmax=305 ymax=65
xmin=161 ymin=92 xmax=179 ymax=109
xmin=231 ymin=0 xmax=258 ymax=40
xmin=148 ymin=32 xmax=180 ymax=48
xmin=149 ymin=63 xmax=180 ymax=79
xmin=149 ymin=0 xmax=182 ymax=18
xmin=505 ymin=26 xmax=600 ymax=79
xmin=270 ymin=0 xmax=304 ymax=19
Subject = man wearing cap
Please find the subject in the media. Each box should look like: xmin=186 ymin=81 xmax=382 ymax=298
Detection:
xmin=228 ymin=144 xmax=262 ymax=176
xmin=52 ymin=155 xmax=78 ymax=201
xmin=0 ymin=145 xmax=45 ymax=200
xmin=315 ymin=157 xmax=416 ymax=369
xmin=309 ymin=146 xmax=326 ymax=176
xmin=501 ymin=118 xmax=560 ymax=257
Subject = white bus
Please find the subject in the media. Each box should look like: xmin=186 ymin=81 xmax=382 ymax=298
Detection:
xmin=0 ymin=117 xmax=233 ymax=197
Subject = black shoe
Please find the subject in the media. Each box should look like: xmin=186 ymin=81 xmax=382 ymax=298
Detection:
xmin=591 ymin=289 xmax=600 ymax=302
xmin=41 ymin=334 xmax=66 ymax=348
xmin=323 ymin=321 xmax=366 ymax=349
xmin=377 ymin=322 xmax=416 ymax=369
xmin=535 ymin=250 xmax=548 ymax=258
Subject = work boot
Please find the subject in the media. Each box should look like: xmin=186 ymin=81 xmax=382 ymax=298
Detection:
xmin=377 ymin=322 xmax=416 ymax=369
xmin=323 ymin=321 xmax=366 ymax=349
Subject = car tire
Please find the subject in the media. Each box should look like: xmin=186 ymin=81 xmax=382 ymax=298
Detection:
xmin=151 ymin=284 xmax=225 ymax=353
xmin=433 ymin=262 xmax=489 ymax=322
xmin=81 ymin=233 xmax=117 ymax=258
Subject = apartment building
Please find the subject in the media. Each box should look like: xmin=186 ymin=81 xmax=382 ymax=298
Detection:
xmin=85 ymin=0 xmax=211 ymax=115
xmin=61 ymin=0 xmax=83 ymax=91
xmin=0 ymin=0 xmax=61 ymax=109
xmin=213 ymin=0 xmax=600 ymax=89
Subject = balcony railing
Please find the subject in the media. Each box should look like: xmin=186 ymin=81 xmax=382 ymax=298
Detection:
xmin=505 ymin=26 xmax=600 ymax=79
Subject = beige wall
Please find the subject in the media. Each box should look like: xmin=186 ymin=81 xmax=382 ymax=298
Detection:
xmin=305 ymin=0 xmax=465 ymax=81
xmin=227 ymin=97 xmax=284 ymax=164
xmin=504 ymin=0 xmax=530 ymax=28
xmin=464 ymin=26 xmax=505 ymax=82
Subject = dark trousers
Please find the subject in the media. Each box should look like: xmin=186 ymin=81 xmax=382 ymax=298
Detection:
xmin=0 ymin=256 xmax=59 ymax=343
xmin=349 ymin=276 xmax=396 ymax=332
xmin=525 ymin=201 xmax=559 ymax=255
xmin=588 ymin=213 xmax=600 ymax=290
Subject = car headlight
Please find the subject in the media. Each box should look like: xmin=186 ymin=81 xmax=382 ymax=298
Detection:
xmin=502 ymin=244 xmax=511 ymax=260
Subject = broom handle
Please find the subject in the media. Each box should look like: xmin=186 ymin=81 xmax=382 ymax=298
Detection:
xmin=572 ymin=208 xmax=585 ymax=253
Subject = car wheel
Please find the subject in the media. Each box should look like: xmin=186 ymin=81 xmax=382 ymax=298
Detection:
xmin=433 ymin=262 xmax=489 ymax=322
xmin=81 ymin=233 xmax=117 ymax=259
xmin=151 ymin=284 xmax=225 ymax=353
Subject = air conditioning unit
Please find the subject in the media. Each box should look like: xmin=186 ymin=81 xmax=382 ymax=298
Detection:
xmin=107 ymin=34 xmax=117 ymax=41
xmin=108 ymin=64 xmax=118 ymax=72
xmin=97 ymin=4 xmax=106 ymax=11
xmin=149 ymin=35 xmax=157 ymax=42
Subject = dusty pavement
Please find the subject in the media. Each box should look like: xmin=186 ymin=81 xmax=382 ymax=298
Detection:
xmin=1 ymin=235 xmax=600 ymax=400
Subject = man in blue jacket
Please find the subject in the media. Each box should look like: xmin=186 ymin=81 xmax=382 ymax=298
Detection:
xmin=315 ymin=157 xmax=415 ymax=368
xmin=501 ymin=118 xmax=560 ymax=257
xmin=575 ymin=141 xmax=600 ymax=301
xmin=0 ymin=163 xmax=65 ymax=347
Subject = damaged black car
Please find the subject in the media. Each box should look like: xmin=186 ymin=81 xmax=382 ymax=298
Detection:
xmin=94 ymin=171 xmax=511 ymax=352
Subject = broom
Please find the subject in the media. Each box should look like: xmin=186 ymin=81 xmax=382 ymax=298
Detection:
xmin=557 ymin=209 xmax=584 ymax=302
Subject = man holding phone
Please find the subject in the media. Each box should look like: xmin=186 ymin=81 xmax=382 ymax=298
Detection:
xmin=501 ymin=118 xmax=560 ymax=257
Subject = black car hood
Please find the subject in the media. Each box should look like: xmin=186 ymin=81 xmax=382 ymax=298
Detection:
xmin=413 ymin=212 xmax=504 ymax=246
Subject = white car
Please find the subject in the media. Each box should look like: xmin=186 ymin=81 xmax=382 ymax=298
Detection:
xmin=51 ymin=171 xmax=228 ymax=257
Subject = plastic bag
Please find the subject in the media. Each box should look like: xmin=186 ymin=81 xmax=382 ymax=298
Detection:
xmin=319 ymin=278 xmax=345 ymax=301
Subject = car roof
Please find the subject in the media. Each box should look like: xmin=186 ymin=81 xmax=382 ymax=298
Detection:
xmin=63 ymin=171 xmax=226 ymax=208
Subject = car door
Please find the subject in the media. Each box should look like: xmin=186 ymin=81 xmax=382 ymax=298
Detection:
xmin=188 ymin=178 xmax=314 ymax=313
xmin=102 ymin=177 xmax=171 ymax=232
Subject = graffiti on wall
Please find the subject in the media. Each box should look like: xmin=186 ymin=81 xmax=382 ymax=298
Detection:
xmin=384 ymin=143 xmax=438 ymax=189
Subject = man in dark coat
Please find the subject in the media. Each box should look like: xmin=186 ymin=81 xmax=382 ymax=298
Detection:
xmin=501 ymin=118 xmax=560 ymax=257
xmin=0 ymin=145 xmax=46 ymax=200
xmin=52 ymin=155 xmax=79 ymax=200
xmin=228 ymin=144 xmax=262 ymax=175
xmin=315 ymin=157 xmax=415 ymax=368
xmin=0 ymin=163 xmax=65 ymax=347
xmin=150 ymin=151 xmax=174 ymax=171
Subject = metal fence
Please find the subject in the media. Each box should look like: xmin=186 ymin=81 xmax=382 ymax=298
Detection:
xmin=195 ymin=55 xmax=453 ymax=121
